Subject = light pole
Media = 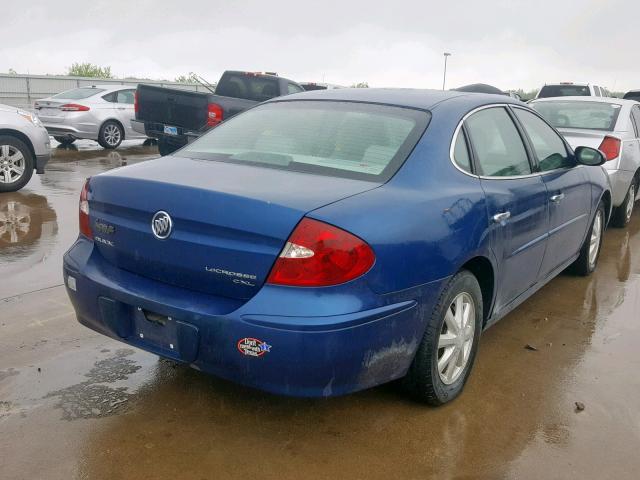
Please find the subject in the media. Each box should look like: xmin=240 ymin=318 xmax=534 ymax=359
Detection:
xmin=442 ymin=52 xmax=452 ymax=90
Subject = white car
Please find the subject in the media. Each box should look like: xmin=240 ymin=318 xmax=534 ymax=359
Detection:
xmin=35 ymin=85 xmax=146 ymax=149
xmin=0 ymin=104 xmax=50 ymax=192
xmin=531 ymin=96 xmax=640 ymax=227
xmin=536 ymin=83 xmax=610 ymax=99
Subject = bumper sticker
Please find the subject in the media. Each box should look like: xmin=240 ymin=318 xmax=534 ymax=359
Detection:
xmin=237 ymin=338 xmax=272 ymax=357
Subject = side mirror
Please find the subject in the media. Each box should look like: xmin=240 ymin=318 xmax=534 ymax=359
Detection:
xmin=575 ymin=146 xmax=606 ymax=166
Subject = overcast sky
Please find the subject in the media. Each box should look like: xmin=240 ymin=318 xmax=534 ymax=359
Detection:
xmin=2 ymin=0 xmax=638 ymax=92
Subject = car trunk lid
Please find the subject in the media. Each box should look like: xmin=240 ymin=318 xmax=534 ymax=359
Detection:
xmin=88 ymin=156 xmax=379 ymax=300
xmin=34 ymin=100 xmax=68 ymax=121
xmin=558 ymin=128 xmax=608 ymax=150
xmin=558 ymin=128 xmax=621 ymax=168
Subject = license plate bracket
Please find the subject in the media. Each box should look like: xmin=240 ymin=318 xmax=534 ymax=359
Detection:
xmin=132 ymin=308 xmax=199 ymax=362
xmin=163 ymin=125 xmax=178 ymax=136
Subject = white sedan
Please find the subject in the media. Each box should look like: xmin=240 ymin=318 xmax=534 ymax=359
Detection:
xmin=531 ymin=96 xmax=640 ymax=227
xmin=35 ymin=85 xmax=147 ymax=149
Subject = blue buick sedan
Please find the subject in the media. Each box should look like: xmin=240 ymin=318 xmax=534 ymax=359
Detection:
xmin=63 ymin=89 xmax=611 ymax=405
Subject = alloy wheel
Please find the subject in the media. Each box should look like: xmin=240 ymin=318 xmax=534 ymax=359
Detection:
xmin=625 ymin=183 xmax=635 ymax=223
xmin=437 ymin=292 xmax=476 ymax=385
xmin=588 ymin=209 xmax=603 ymax=268
xmin=103 ymin=124 xmax=121 ymax=147
xmin=0 ymin=145 xmax=25 ymax=184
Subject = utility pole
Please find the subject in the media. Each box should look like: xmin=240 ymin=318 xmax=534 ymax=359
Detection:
xmin=442 ymin=52 xmax=452 ymax=90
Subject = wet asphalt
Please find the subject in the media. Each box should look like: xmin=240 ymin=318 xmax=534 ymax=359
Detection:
xmin=0 ymin=140 xmax=639 ymax=479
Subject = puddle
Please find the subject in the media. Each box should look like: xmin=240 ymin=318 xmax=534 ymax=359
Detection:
xmin=44 ymin=349 xmax=141 ymax=421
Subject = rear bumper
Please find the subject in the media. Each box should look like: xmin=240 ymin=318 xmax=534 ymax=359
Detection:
xmin=42 ymin=114 xmax=99 ymax=140
xmin=43 ymin=124 xmax=98 ymax=140
xmin=132 ymin=119 xmax=202 ymax=146
xmin=63 ymin=238 xmax=442 ymax=397
xmin=605 ymin=169 xmax=635 ymax=206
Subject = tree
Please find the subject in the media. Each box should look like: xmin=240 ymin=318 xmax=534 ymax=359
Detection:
xmin=350 ymin=82 xmax=369 ymax=88
xmin=67 ymin=63 xmax=113 ymax=78
xmin=175 ymin=72 xmax=200 ymax=84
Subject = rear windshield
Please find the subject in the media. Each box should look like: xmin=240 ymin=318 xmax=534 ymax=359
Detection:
xmin=531 ymin=101 xmax=621 ymax=131
xmin=538 ymin=85 xmax=590 ymax=98
xmin=51 ymin=87 xmax=105 ymax=99
xmin=623 ymin=91 xmax=640 ymax=102
xmin=215 ymin=74 xmax=280 ymax=102
xmin=179 ymin=101 xmax=431 ymax=182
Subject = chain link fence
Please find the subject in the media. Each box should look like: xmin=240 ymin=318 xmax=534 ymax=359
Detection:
xmin=0 ymin=74 xmax=209 ymax=110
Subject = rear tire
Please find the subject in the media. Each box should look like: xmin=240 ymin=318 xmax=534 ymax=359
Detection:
xmin=98 ymin=121 xmax=123 ymax=149
xmin=54 ymin=136 xmax=76 ymax=146
xmin=610 ymin=180 xmax=636 ymax=228
xmin=570 ymin=202 xmax=605 ymax=276
xmin=402 ymin=270 xmax=483 ymax=406
xmin=0 ymin=135 xmax=34 ymax=193
xmin=157 ymin=138 xmax=181 ymax=156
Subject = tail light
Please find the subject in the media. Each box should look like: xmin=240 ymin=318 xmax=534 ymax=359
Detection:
xmin=134 ymin=90 xmax=139 ymax=114
xmin=598 ymin=136 xmax=621 ymax=161
xmin=267 ymin=218 xmax=375 ymax=287
xmin=61 ymin=103 xmax=90 ymax=112
xmin=79 ymin=179 xmax=93 ymax=239
xmin=207 ymin=103 xmax=223 ymax=127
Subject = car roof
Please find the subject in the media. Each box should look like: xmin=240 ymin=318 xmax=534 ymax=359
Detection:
xmin=268 ymin=88 xmax=522 ymax=111
xmin=531 ymin=96 xmax=633 ymax=106
xmin=89 ymin=85 xmax=134 ymax=91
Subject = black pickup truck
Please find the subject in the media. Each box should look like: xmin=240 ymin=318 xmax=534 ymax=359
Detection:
xmin=133 ymin=71 xmax=305 ymax=155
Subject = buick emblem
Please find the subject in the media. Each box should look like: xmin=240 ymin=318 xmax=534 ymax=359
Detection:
xmin=151 ymin=211 xmax=172 ymax=239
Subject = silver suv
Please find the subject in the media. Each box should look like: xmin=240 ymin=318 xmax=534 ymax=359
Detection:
xmin=0 ymin=104 xmax=50 ymax=192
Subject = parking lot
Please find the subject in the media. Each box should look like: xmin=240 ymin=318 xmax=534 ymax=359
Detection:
xmin=0 ymin=140 xmax=637 ymax=479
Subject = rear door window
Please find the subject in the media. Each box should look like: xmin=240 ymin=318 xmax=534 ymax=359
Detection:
xmin=116 ymin=89 xmax=135 ymax=104
xmin=465 ymin=107 xmax=532 ymax=177
xmin=631 ymin=107 xmax=640 ymax=138
xmin=453 ymin=130 xmax=472 ymax=173
xmin=513 ymin=108 xmax=572 ymax=171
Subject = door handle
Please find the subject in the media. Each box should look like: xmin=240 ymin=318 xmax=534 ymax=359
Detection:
xmin=492 ymin=211 xmax=511 ymax=224
xmin=117 ymin=107 xmax=126 ymax=110
xmin=550 ymin=193 xmax=565 ymax=203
